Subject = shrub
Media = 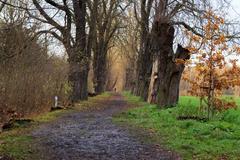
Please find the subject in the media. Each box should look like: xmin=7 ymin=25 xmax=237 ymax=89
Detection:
xmin=0 ymin=23 xmax=69 ymax=126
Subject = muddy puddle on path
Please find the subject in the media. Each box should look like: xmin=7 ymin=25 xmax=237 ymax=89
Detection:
xmin=31 ymin=94 xmax=180 ymax=160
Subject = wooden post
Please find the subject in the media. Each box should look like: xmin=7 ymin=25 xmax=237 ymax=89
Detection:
xmin=54 ymin=96 xmax=58 ymax=108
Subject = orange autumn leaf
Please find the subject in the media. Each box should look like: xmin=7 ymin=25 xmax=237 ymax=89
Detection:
xmin=175 ymin=59 xmax=185 ymax=64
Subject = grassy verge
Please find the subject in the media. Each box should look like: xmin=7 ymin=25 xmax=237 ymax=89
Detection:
xmin=0 ymin=92 xmax=111 ymax=160
xmin=114 ymin=92 xmax=240 ymax=160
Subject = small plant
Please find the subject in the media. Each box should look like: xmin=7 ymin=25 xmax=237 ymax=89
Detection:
xmin=183 ymin=10 xmax=240 ymax=119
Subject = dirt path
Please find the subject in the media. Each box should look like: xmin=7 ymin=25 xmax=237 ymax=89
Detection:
xmin=31 ymin=94 xmax=180 ymax=160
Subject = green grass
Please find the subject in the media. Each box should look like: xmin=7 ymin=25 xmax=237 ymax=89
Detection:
xmin=35 ymin=109 xmax=71 ymax=123
xmin=114 ymin=92 xmax=240 ymax=160
xmin=0 ymin=135 xmax=34 ymax=159
xmin=0 ymin=92 xmax=111 ymax=160
xmin=179 ymin=95 xmax=240 ymax=107
xmin=179 ymin=96 xmax=200 ymax=107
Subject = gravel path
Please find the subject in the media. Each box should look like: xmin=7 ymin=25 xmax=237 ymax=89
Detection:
xmin=32 ymin=94 xmax=180 ymax=160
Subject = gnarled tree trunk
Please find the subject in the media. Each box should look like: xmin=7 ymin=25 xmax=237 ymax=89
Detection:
xmin=149 ymin=22 xmax=190 ymax=107
xmin=157 ymin=52 xmax=189 ymax=107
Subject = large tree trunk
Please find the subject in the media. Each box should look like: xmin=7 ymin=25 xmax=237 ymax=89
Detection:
xmin=68 ymin=59 xmax=89 ymax=102
xmin=133 ymin=0 xmax=153 ymax=101
xmin=125 ymin=67 xmax=135 ymax=91
xmin=93 ymin=43 xmax=107 ymax=94
xmin=68 ymin=0 xmax=89 ymax=102
xmin=149 ymin=22 xmax=190 ymax=107
xmin=134 ymin=34 xmax=152 ymax=101
xmin=157 ymin=50 xmax=189 ymax=106
xmin=67 ymin=45 xmax=89 ymax=102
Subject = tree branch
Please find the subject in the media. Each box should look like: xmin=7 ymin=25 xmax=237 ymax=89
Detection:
xmin=172 ymin=21 xmax=203 ymax=37
xmin=32 ymin=0 xmax=64 ymax=32
xmin=0 ymin=0 xmax=6 ymax=12
xmin=45 ymin=0 xmax=67 ymax=11
xmin=36 ymin=30 xmax=63 ymax=42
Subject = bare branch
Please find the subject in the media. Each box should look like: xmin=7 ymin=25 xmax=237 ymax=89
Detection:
xmin=32 ymin=0 xmax=64 ymax=32
xmin=36 ymin=30 xmax=63 ymax=42
xmin=0 ymin=0 xmax=6 ymax=12
xmin=172 ymin=21 xmax=203 ymax=37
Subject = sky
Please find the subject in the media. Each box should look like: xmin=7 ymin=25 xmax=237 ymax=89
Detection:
xmin=229 ymin=0 xmax=240 ymax=19
xmin=50 ymin=0 xmax=240 ymax=57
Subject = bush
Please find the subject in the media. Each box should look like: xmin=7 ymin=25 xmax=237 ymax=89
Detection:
xmin=0 ymin=23 xmax=69 ymax=126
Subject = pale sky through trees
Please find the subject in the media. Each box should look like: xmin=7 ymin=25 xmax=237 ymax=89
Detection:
xmin=49 ymin=0 xmax=240 ymax=57
xmin=230 ymin=0 xmax=240 ymax=18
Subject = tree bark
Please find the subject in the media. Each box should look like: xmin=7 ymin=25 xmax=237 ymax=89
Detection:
xmin=134 ymin=53 xmax=152 ymax=100
xmin=147 ymin=58 xmax=158 ymax=103
xmin=125 ymin=67 xmax=135 ymax=91
xmin=68 ymin=68 xmax=87 ymax=102
xmin=69 ymin=0 xmax=89 ymax=102
xmin=93 ymin=44 xmax=107 ymax=94
xmin=134 ymin=32 xmax=152 ymax=101
xmin=158 ymin=49 xmax=190 ymax=107
xmin=133 ymin=0 xmax=153 ymax=101
xmin=68 ymin=53 xmax=89 ymax=102
xmin=149 ymin=22 xmax=190 ymax=107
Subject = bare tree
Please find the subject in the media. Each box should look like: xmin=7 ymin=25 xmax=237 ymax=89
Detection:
xmin=25 ymin=0 xmax=90 ymax=102
xmin=89 ymin=0 xmax=128 ymax=94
